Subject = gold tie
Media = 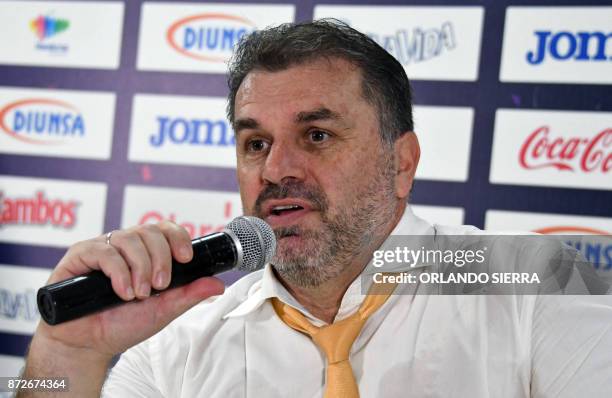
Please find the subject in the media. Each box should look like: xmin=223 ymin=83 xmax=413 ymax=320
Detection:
xmin=271 ymin=281 xmax=397 ymax=398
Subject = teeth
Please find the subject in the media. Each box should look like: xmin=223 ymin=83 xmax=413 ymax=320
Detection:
xmin=271 ymin=204 xmax=304 ymax=215
xmin=273 ymin=205 xmax=300 ymax=211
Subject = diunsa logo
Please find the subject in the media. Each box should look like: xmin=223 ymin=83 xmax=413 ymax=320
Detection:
xmin=534 ymin=226 xmax=612 ymax=271
xmin=0 ymin=98 xmax=84 ymax=145
xmin=166 ymin=13 xmax=256 ymax=62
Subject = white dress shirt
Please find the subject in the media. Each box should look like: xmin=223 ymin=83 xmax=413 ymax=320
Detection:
xmin=103 ymin=207 xmax=612 ymax=397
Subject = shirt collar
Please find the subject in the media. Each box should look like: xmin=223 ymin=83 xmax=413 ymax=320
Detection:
xmin=223 ymin=205 xmax=434 ymax=321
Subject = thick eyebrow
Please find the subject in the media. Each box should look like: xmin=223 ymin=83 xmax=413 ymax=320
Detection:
xmin=233 ymin=118 xmax=259 ymax=135
xmin=233 ymin=107 xmax=343 ymax=136
xmin=295 ymin=107 xmax=343 ymax=124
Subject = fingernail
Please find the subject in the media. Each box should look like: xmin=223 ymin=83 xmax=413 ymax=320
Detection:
xmin=155 ymin=271 xmax=166 ymax=289
xmin=180 ymin=246 xmax=191 ymax=260
xmin=138 ymin=282 xmax=150 ymax=297
xmin=126 ymin=286 xmax=135 ymax=300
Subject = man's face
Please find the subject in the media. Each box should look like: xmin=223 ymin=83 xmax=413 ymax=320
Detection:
xmin=234 ymin=57 xmax=401 ymax=286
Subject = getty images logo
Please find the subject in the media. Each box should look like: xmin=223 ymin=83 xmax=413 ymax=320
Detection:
xmin=526 ymin=30 xmax=611 ymax=65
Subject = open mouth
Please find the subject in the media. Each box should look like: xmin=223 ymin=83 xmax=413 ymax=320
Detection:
xmin=270 ymin=204 xmax=304 ymax=216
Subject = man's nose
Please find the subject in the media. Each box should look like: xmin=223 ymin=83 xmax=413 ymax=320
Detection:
xmin=261 ymin=139 xmax=306 ymax=184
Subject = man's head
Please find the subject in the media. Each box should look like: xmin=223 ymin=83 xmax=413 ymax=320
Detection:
xmin=227 ymin=19 xmax=413 ymax=145
xmin=228 ymin=20 xmax=420 ymax=287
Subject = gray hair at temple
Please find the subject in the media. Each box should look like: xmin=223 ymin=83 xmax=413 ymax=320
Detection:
xmin=226 ymin=19 xmax=414 ymax=145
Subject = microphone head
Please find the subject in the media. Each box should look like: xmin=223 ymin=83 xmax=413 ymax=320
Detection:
xmin=225 ymin=216 xmax=276 ymax=272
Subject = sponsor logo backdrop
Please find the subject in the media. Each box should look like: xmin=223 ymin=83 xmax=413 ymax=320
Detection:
xmin=0 ymin=0 xmax=610 ymax=372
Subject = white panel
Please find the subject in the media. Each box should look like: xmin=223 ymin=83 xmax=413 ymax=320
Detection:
xmin=0 ymin=354 xmax=25 ymax=378
xmin=314 ymin=5 xmax=484 ymax=81
xmin=500 ymin=7 xmax=612 ymax=84
xmin=137 ymin=2 xmax=295 ymax=73
xmin=129 ymin=94 xmax=235 ymax=168
xmin=414 ymin=106 xmax=473 ymax=182
xmin=485 ymin=210 xmax=612 ymax=281
xmin=0 ymin=264 xmax=51 ymax=335
xmin=0 ymin=1 xmax=124 ymax=69
xmin=490 ymin=109 xmax=612 ymax=190
xmin=122 ymin=185 xmax=243 ymax=239
xmin=0 ymin=176 xmax=107 ymax=247
xmin=0 ymin=86 xmax=115 ymax=160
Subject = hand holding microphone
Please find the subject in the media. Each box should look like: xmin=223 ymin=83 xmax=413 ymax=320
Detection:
xmin=24 ymin=217 xmax=274 ymax=395
xmin=37 ymin=216 xmax=276 ymax=325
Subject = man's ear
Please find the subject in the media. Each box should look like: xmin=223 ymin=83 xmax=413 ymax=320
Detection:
xmin=393 ymin=132 xmax=420 ymax=199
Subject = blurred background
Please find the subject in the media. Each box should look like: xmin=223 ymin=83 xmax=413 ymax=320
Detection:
xmin=0 ymin=0 xmax=610 ymax=377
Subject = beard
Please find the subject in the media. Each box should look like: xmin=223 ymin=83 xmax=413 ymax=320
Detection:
xmin=251 ymin=149 xmax=398 ymax=287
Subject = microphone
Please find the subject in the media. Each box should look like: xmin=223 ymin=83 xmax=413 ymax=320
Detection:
xmin=37 ymin=216 xmax=276 ymax=325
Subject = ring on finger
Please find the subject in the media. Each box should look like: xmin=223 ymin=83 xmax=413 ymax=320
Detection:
xmin=105 ymin=230 xmax=116 ymax=246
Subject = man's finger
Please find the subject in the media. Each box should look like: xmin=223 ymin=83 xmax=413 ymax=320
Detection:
xmin=136 ymin=224 xmax=173 ymax=290
xmin=55 ymin=241 xmax=135 ymax=301
xmin=158 ymin=220 xmax=193 ymax=263
xmin=107 ymin=230 xmax=153 ymax=299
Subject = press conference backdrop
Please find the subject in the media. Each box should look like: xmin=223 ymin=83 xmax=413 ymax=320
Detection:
xmin=0 ymin=0 xmax=611 ymax=377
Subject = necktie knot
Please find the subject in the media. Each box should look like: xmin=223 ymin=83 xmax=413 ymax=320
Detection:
xmin=271 ymin=279 xmax=397 ymax=398
xmin=311 ymin=316 xmax=367 ymax=364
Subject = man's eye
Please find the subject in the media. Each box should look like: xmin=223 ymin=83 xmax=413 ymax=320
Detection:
xmin=309 ymin=130 xmax=330 ymax=143
xmin=246 ymin=139 xmax=268 ymax=152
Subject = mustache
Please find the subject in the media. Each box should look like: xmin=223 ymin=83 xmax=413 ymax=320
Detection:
xmin=253 ymin=180 xmax=328 ymax=217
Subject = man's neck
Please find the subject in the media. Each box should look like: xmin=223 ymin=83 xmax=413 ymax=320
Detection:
xmin=276 ymin=204 xmax=406 ymax=324
xmin=276 ymin=254 xmax=369 ymax=324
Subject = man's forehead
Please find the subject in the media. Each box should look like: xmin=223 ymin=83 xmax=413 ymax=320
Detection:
xmin=236 ymin=58 xmax=361 ymax=102
xmin=233 ymin=58 xmax=365 ymax=125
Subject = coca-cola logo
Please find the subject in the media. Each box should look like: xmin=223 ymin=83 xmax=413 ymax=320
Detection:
xmin=0 ymin=191 xmax=78 ymax=228
xmin=519 ymin=126 xmax=612 ymax=173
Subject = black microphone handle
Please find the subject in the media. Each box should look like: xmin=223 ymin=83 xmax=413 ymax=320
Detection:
xmin=37 ymin=232 xmax=237 ymax=325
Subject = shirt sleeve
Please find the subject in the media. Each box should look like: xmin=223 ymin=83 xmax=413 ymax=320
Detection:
xmin=101 ymin=339 xmax=164 ymax=398
xmin=530 ymin=294 xmax=612 ymax=397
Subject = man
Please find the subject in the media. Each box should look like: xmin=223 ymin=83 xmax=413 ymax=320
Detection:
xmin=19 ymin=20 xmax=611 ymax=397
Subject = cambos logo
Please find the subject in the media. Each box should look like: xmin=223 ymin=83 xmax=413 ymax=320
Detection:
xmin=519 ymin=126 xmax=612 ymax=173
xmin=166 ymin=13 xmax=256 ymax=62
xmin=534 ymin=226 xmax=612 ymax=271
xmin=526 ymin=30 xmax=611 ymax=65
xmin=0 ymin=98 xmax=85 ymax=145
xmin=149 ymin=116 xmax=235 ymax=148
xmin=0 ymin=191 xmax=79 ymax=229
xmin=29 ymin=14 xmax=70 ymax=53
xmin=368 ymin=22 xmax=456 ymax=65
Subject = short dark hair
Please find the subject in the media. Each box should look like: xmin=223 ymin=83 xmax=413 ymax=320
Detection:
xmin=226 ymin=19 xmax=414 ymax=144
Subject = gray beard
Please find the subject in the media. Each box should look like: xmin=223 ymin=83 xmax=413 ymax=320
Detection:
xmin=270 ymin=152 xmax=398 ymax=288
